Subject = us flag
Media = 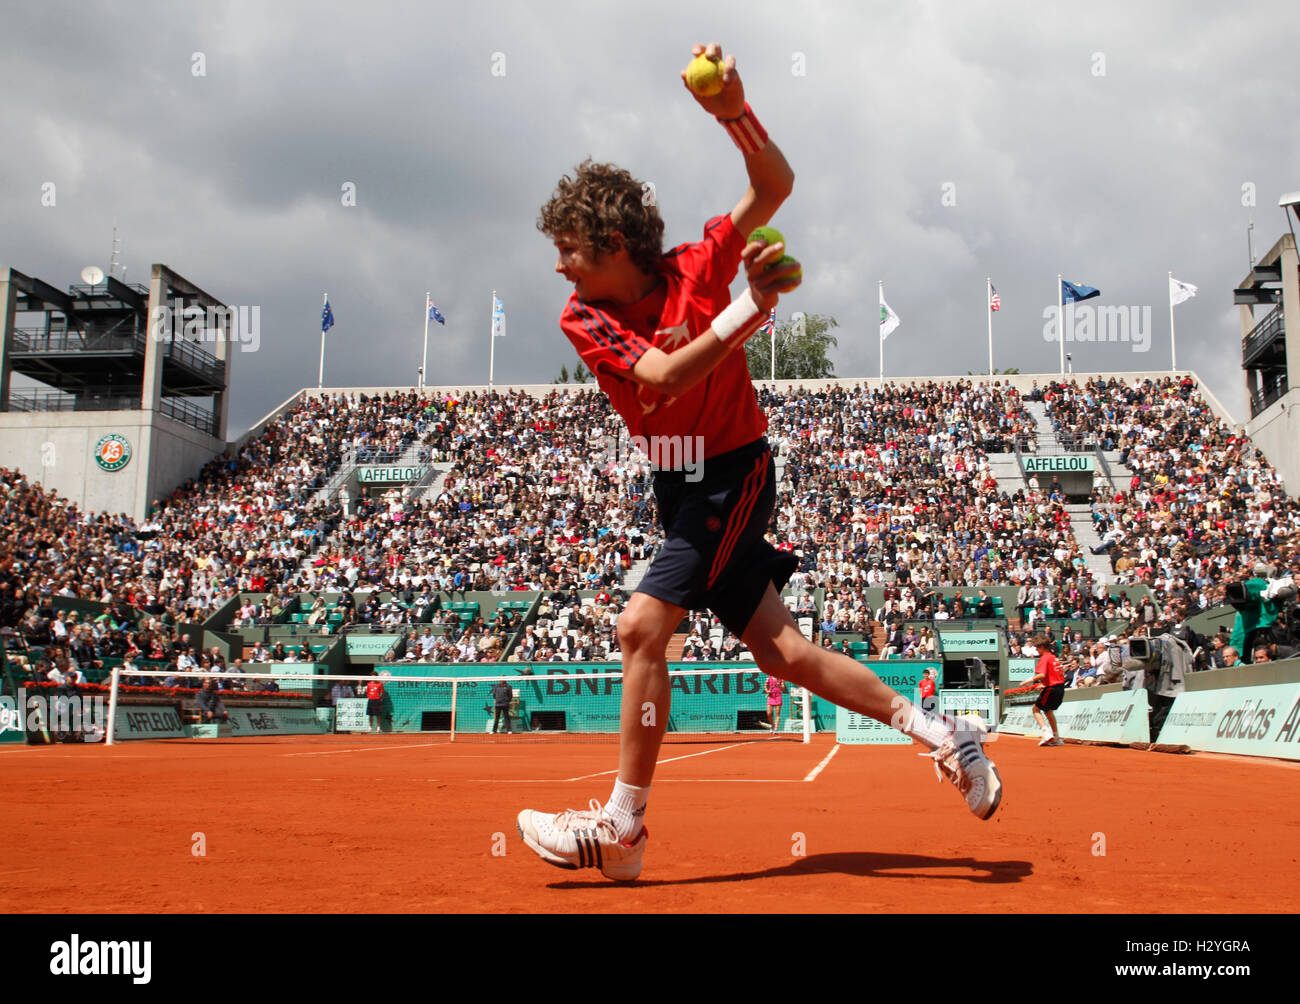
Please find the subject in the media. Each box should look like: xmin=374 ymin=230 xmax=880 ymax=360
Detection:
xmin=989 ymin=284 xmax=1001 ymax=312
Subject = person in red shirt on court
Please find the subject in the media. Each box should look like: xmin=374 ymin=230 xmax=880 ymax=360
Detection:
xmin=516 ymin=40 xmax=1002 ymax=883
xmin=1027 ymin=634 xmax=1066 ymax=746
xmin=918 ymin=667 xmax=938 ymax=714
xmin=365 ymin=671 xmax=386 ymax=734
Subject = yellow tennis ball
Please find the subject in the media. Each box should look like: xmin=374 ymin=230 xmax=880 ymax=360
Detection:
xmin=747 ymin=226 xmax=784 ymax=248
xmin=685 ymin=54 xmax=725 ymax=97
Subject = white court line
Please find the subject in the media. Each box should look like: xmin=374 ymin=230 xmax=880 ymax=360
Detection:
xmin=803 ymin=743 xmax=840 ymax=782
xmin=563 ymin=741 xmax=758 ymax=782
xmin=468 ymin=777 xmax=801 ymax=783
xmin=282 ymin=741 xmax=450 ymax=757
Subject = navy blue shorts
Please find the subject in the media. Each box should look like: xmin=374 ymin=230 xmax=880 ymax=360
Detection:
xmin=1035 ymin=683 xmax=1065 ymax=712
xmin=636 ymin=439 xmax=798 ymax=637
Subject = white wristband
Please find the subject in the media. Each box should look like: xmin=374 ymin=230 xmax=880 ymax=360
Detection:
xmin=711 ymin=288 xmax=761 ymax=343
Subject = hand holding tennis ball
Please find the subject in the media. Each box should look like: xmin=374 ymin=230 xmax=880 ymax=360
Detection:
xmin=685 ymin=53 xmax=725 ymax=96
xmin=681 ymin=43 xmax=743 ymax=118
xmin=748 ymin=227 xmax=802 ymax=284
xmin=743 ymin=227 xmax=802 ymax=313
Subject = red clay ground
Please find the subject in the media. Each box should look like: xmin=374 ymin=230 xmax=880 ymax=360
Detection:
xmin=2 ymin=732 xmax=1296 ymax=913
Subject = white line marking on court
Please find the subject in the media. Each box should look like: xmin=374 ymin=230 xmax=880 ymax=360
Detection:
xmin=467 ymin=778 xmax=801 ymax=783
xmin=653 ymin=778 xmax=804 ymax=783
xmin=282 ymin=742 xmax=449 ymax=757
xmin=562 ymin=741 xmax=758 ymax=782
xmin=803 ymin=744 xmax=840 ymax=782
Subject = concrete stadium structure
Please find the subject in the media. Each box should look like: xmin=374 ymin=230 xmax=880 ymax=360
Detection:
xmin=0 ymin=264 xmax=234 ymax=520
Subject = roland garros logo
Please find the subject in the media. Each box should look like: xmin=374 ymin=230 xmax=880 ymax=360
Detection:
xmin=94 ymin=434 xmax=132 ymax=472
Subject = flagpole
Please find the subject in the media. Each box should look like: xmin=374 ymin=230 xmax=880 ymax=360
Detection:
xmin=986 ymin=277 xmax=994 ymax=379
xmin=319 ymin=292 xmax=327 ymax=389
xmin=421 ymin=292 xmax=430 ymax=391
xmin=1168 ymin=271 xmax=1177 ymax=373
xmin=770 ymin=312 xmax=776 ymax=383
xmin=1057 ymin=274 xmax=1065 ymax=376
xmin=878 ymin=281 xmax=885 ymax=382
xmin=489 ymin=289 xmax=497 ymax=393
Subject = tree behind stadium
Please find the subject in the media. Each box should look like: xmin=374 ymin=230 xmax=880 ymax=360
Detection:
xmin=745 ymin=313 xmax=839 ymax=381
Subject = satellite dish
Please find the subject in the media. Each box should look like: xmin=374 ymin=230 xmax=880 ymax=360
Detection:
xmin=81 ymin=266 xmax=104 ymax=286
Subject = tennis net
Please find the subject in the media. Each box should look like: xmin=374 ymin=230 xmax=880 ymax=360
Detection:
xmin=106 ymin=666 xmax=815 ymax=744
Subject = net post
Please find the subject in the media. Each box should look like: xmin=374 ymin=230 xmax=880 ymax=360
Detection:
xmin=449 ymin=680 xmax=457 ymax=743
xmin=106 ymin=667 xmax=120 ymax=747
xmin=800 ymin=686 xmax=811 ymax=744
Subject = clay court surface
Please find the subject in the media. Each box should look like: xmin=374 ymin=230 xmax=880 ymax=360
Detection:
xmin=3 ymin=733 xmax=1296 ymax=914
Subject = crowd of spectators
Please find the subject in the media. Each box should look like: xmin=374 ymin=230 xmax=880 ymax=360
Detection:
xmin=300 ymin=389 xmax=658 ymax=602
xmin=4 ymin=374 xmax=1299 ymax=674
xmin=1042 ymin=376 xmax=1299 ymax=621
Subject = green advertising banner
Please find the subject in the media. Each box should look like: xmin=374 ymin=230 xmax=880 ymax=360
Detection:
xmin=0 ymin=698 xmax=28 ymax=742
xmin=836 ymin=662 xmax=937 ymax=745
xmin=1157 ymin=683 xmax=1300 ymax=760
xmin=938 ymin=631 xmax=1001 ymax=654
xmin=358 ymin=466 xmax=430 ymax=484
xmin=226 ymin=706 xmax=328 ymax=737
xmin=373 ymin=664 xmax=777 ymax=735
xmin=1023 ymin=455 xmax=1095 ymax=474
xmin=999 ymin=689 xmax=1149 ymax=744
xmin=258 ymin=663 xmax=323 ymax=695
xmin=346 ymin=635 xmax=401 ymax=657
xmin=1007 ymin=657 xmax=1037 ymax=684
xmin=113 ymin=704 xmax=187 ymax=741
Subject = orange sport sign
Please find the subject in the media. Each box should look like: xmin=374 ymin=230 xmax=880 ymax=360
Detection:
xmin=93 ymin=433 xmax=132 ymax=472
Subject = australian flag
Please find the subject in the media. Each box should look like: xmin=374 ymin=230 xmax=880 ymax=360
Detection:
xmin=428 ymin=301 xmax=445 ymax=325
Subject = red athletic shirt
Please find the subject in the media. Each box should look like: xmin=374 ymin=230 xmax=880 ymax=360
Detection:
xmin=366 ymin=679 xmax=385 ymax=700
xmin=559 ymin=213 xmax=768 ymax=459
xmin=919 ymin=677 xmax=936 ymax=699
xmin=1036 ymin=651 xmax=1065 ymax=687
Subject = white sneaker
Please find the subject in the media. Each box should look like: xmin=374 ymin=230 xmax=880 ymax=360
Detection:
xmin=516 ymin=799 xmax=647 ymax=881
xmin=1038 ymin=733 xmax=1054 ymax=746
xmin=921 ymin=719 xmax=1003 ymax=820
xmin=1049 ymin=737 xmax=1066 ymax=746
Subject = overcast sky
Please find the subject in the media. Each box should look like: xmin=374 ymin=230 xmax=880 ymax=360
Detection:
xmin=3 ymin=0 xmax=1297 ymax=434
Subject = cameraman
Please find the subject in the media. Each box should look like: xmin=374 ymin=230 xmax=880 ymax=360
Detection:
xmin=1226 ymin=563 xmax=1295 ymax=663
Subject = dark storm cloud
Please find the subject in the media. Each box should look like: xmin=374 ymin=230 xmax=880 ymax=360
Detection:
xmin=2 ymin=0 xmax=1297 ymax=433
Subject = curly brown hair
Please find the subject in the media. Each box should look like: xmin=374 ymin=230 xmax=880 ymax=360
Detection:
xmin=537 ymin=160 xmax=664 ymax=276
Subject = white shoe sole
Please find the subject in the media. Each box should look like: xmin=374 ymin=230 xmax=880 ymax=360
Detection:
xmin=515 ymin=811 xmax=644 ymax=881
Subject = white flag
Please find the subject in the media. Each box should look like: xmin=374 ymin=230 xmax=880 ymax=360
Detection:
xmin=880 ymin=293 xmax=900 ymax=341
xmin=492 ymin=295 xmax=506 ymax=338
xmin=1169 ymin=276 xmax=1198 ymax=307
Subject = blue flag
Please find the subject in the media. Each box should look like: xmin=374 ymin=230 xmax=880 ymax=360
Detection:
xmin=322 ymin=301 xmax=335 ymax=332
xmin=428 ymin=302 xmax=445 ymax=325
xmin=1061 ymin=279 xmax=1100 ymax=303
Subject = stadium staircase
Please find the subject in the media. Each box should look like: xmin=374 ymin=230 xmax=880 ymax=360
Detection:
xmin=984 ymin=452 xmax=1027 ymax=496
xmin=1066 ymin=503 xmax=1117 ymax=585
xmin=416 ymin=462 xmax=455 ymax=501
xmin=311 ymin=446 xmax=358 ymax=507
xmin=622 ymin=555 xmax=652 ymax=591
